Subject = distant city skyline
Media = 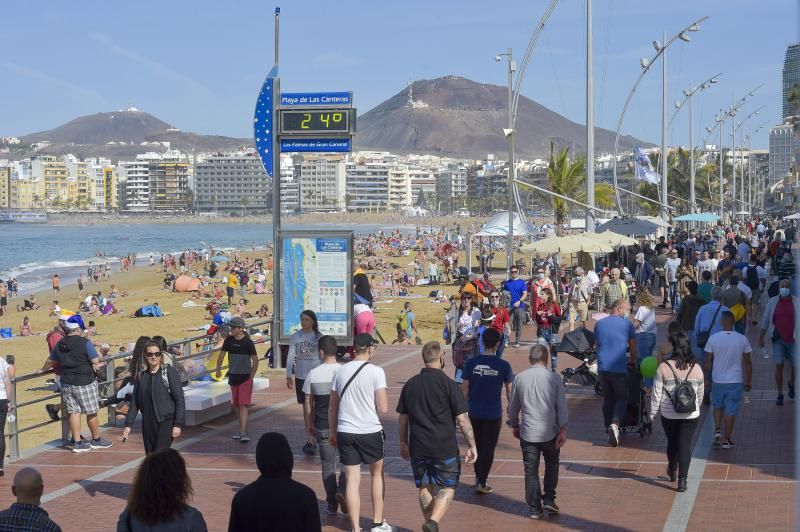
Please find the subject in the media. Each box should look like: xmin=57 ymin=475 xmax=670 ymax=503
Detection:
xmin=1 ymin=0 xmax=796 ymax=150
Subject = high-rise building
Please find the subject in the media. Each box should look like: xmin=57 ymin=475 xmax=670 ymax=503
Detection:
xmin=768 ymin=120 xmax=799 ymax=209
xmin=31 ymin=155 xmax=68 ymax=207
xmin=0 ymin=166 xmax=10 ymax=209
xmin=346 ymin=160 xmax=390 ymax=212
xmin=782 ymin=43 xmax=800 ymax=120
xmin=117 ymin=159 xmax=151 ymax=212
xmin=298 ymin=156 xmax=346 ymax=212
xmin=279 ymin=156 xmax=299 ymax=214
xmin=387 ymin=166 xmax=412 ymax=210
xmin=435 ymin=163 xmax=468 ymax=211
xmin=194 ymin=151 xmax=270 ymax=214
xmin=117 ymin=151 xmax=188 ymax=212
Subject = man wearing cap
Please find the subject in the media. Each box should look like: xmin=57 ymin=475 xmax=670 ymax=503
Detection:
xmin=215 ymin=316 xmax=259 ymax=443
xmin=42 ymin=315 xmax=112 ymax=453
xmin=329 ymin=333 xmax=392 ymax=532
xmin=567 ymin=268 xmax=592 ymax=331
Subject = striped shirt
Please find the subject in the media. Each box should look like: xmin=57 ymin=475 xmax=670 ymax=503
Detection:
xmin=650 ymin=361 xmax=704 ymax=419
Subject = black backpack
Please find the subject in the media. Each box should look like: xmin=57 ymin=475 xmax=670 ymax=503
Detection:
xmin=664 ymin=362 xmax=697 ymax=414
xmin=745 ymin=266 xmax=760 ymax=290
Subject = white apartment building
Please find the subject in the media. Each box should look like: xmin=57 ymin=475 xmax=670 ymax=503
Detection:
xmin=387 ymin=166 xmax=412 ymax=210
xmin=194 ymin=151 xmax=270 ymax=214
xmin=346 ymin=161 xmax=389 ymax=212
xmin=408 ymin=166 xmax=436 ymax=207
xmin=298 ymin=156 xmax=346 ymax=212
xmin=117 ymin=160 xmax=150 ymax=212
xmin=435 ymin=164 xmax=468 ymax=201
xmin=280 ymin=156 xmax=299 ymax=214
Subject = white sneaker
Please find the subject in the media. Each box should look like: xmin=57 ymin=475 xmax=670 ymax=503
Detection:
xmin=370 ymin=521 xmax=393 ymax=532
xmin=231 ymin=433 xmax=240 ymax=440
xmin=607 ymin=423 xmax=619 ymax=447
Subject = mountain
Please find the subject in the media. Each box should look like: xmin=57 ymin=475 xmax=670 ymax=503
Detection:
xmin=19 ymin=108 xmax=249 ymax=160
xmin=356 ymin=76 xmax=648 ymax=158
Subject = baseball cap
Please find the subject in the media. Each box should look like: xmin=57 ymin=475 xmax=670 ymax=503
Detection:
xmin=353 ymin=333 xmax=379 ymax=349
xmin=58 ymin=310 xmax=74 ymax=321
xmin=229 ymin=316 xmax=246 ymax=328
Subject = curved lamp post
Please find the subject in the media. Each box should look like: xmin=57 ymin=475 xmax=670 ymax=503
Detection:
xmin=671 ymin=72 xmax=721 ymax=212
xmin=611 ymin=16 xmax=709 ymax=215
xmin=732 ymin=105 xmax=766 ymax=211
xmin=497 ymin=0 xmax=560 ymax=276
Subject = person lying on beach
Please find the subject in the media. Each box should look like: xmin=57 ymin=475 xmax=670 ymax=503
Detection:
xmin=255 ymin=304 xmax=270 ymax=318
xmin=109 ymin=285 xmax=128 ymax=298
xmin=129 ymin=303 xmax=169 ymax=318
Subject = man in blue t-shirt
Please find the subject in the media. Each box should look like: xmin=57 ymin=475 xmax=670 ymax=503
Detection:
xmin=505 ymin=267 xmax=528 ymax=347
xmin=461 ymin=329 xmax=514 ymax=494
xmin=593 ymin=298 xmax=637 ymax=447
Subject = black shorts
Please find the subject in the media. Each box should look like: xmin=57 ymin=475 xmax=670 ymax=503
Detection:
xmin=337 ymin=430 xmax=384 ymax=466
xmin=0 ymin=297 xmax=6 ymax=306
xmin=226 ymin=287 xmax=234 ymax=297
xmin=294 ymin=378 xmax=306 ymax=404
xmin=411 ymin=456 xmax=461 ymax=489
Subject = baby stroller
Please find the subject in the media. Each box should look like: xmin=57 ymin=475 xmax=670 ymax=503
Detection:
xmin=558 ymin=328 xmax=602 ymax=396
xmin=619 ymin=368 xmax=652 ymax=437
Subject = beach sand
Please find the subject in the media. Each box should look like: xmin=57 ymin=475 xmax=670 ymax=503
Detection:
xmin=0 ymin=246 xmax=486 ymax=453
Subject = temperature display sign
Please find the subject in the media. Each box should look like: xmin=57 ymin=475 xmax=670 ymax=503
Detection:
xmin=279 ymin=109 xmax=353 ymax=135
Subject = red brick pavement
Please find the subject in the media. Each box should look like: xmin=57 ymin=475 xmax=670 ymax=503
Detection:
xmin=0 ymin=309 xmax=794 ymax=531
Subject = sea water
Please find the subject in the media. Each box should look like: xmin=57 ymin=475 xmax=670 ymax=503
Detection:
xmin=0 ymin=222 xmax=409 ymax=295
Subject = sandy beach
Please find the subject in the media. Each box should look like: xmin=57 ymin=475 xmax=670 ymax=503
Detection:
xmin=0 ymin=240 xmax=481 ymax=453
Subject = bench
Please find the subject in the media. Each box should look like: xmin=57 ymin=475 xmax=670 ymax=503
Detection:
xmin=183 ymin=377 xmax=270 ymax=426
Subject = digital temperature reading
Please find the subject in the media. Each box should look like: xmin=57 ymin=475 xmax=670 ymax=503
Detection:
xmin=280 ymin=109 xmax=352 ymax=135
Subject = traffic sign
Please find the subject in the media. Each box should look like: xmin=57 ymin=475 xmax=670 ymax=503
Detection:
xmin=280 ymin=138 xmax=352 ymax=153
xmin=253 ymin=75 xmax=277 ymax=177
xmin=280 ymin=92 xmax=352 ymax=107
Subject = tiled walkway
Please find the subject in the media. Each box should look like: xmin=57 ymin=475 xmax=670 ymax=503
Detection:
xmin=0 ymin=308 xmax=794 ymax=531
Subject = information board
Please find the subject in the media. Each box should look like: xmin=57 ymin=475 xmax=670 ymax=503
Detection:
xmin=278 ymin=230 xmax=354 ymax=345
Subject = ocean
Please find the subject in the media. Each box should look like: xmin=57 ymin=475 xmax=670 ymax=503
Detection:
xmin=0 ymin=221 xmax=406 ymax=295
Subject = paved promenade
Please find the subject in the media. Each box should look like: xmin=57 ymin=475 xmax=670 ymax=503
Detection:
xmin=0 ymin=308 xmax=794 ymax=531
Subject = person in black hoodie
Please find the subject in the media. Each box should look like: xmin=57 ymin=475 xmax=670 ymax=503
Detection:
xmin=228 ymin=432 xmax=321 ymax=532
xmin=122 ymin=341 xmax=185 ymax=454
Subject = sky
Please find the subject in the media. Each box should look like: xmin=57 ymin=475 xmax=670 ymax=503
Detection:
xmin=1 ymin=0 xmax=797 ymax=150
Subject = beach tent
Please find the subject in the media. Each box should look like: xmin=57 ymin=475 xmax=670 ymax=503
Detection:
xmin=519 ymin=233 xmax=614 ymax=256
xmin=783 ymin=213 xmax=800 ymax=220
xmin=474 ymin=211 xmax=539 ymax=237
xmin=672 ymin=212 xmax=721 ymax=223
xmin=174 ymin=275 xmax=202 ymax=293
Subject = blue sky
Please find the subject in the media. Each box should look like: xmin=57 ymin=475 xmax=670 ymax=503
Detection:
xmin=1 ymin=0 xmax=796 ymax=150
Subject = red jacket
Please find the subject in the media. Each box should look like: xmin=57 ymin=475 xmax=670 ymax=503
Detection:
xmin=534 ymin=301 xmax=561 ymax=328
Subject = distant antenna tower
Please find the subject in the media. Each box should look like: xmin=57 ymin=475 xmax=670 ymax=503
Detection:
xmin=407 ymin=78 xmax=414 ymax=107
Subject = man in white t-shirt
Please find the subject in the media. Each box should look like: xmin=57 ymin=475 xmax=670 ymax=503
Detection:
xmin=329 ymin=333 xmax=391 ymax=532
xmin=704 ymin=312 xmax=752 ymax=450
xmin=695 ymin=251 xmax=715 ymax=282
xmin=664 ymin=249 xmax=682 ymax=311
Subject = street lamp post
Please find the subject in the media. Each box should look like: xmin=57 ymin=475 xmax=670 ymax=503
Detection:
xmin=672 ymin=73 xmax=721 ymax=213
xmin=586 ymin=0 xmax=595 ymax=232
xmin=611 ymin=16 xmax=708 ymax=215
xmin=732 ymin=106 xmax=765 ymax=212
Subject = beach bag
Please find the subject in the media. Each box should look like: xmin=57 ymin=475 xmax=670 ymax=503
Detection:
xmin=730 ymin=303 xmax=746 ymax=322
xmin=745 ymin=266 xmax=760 ymax=290
xmin=664 ymin=362 xmax=697 ymax=414
xmin=452 ymin=335 xmax=477 ymax=369
xmin=396 ymin=311 xmax=409 ymax=335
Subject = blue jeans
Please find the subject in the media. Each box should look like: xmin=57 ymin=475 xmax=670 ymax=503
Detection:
xmin=687 ymin=329 xmax=704 ymax=366
xmin=511 ymin=306 xmax=527 ymax=343
xmin=772 ymin=337 xmax=795 ymax=365
xmin=496 ymin=333 xmax=507 ymax=359
xmin=637 ymin=332 xmax=657 ymax=386
xmin=599 ymin=371 xmax=629 ymax=427
xmin=669 ymin=282 xmax=679 ymax=310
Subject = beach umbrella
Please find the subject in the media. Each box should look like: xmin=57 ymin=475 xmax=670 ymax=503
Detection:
xmin=783 ymin=213 xmax=800 ymax=220
xmin=595 ymin=217 xmax=661 ymax=236
xmin=595 ymin=231 xmax=638 ymax=247
xmin=211 ymin=255 xmax=230 ymax=262
xmin=672 ymin=212 xmax=721 ymax=223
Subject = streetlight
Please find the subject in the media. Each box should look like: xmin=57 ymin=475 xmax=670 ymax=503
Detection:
xmin=496 ymin=0 xmax=560 ymax=277
xmin=670 ymin=73 xmax=721 ymax=213
xmin=611 ymin=16 xmax=708 ymax=219
xmin=732 ymin=105 xmax=766 ymax=212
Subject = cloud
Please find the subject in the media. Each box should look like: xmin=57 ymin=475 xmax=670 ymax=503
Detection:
xmin=312 ymin=52 xmax=364 ymax=68
xmin=1 ymin=61 xmax=107 ymax=105
xmin=88 ymin=32 xmax=213 ymax=97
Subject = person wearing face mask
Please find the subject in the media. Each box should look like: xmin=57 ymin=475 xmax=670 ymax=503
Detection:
xmin=599 ymin=269 xmax=628 ymax=312
xmin=759 ymin=279 xmax=799 ymax=406
xmin=567 ymin=267 xmax=591 ymax=331
xmin=529 ymin=268 xmax=555 ymax=314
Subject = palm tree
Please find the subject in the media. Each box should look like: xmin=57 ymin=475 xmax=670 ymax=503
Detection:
xmin=542 ymin=142 xmax=615 ymax=228
xmin=240 ymin=197 xmax=249 ymax=218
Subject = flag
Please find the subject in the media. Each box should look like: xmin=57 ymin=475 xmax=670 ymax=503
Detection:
xmin=634 ymin=145 xmax=661 ymax=185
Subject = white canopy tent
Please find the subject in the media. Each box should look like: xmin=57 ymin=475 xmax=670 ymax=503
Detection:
xmin=474 ymin=211 xmax=539 ymax=237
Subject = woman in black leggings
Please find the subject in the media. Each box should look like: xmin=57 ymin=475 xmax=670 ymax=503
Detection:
xmin=122 ymin=341 xmax=185 ymax=454
xmin=0 ymin=355 xmax=15 ymax=476
xmin=649 ymin=331 xmax=704 ymax=492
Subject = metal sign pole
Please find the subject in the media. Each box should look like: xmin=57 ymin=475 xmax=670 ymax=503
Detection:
xmin=271 ymin=8 xmax=282 ymax=368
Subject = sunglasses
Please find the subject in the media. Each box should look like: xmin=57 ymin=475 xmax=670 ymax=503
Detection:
xmin=490 ymin=295 xmax=500 ymax=299
xmin=145 ymin=352 xmax=162 ymax=358
xmin=510 ymin=270 xmax=518 ymax=274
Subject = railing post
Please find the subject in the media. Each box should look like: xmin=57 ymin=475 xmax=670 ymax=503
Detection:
xmin=105 ymin=357 xmax=116 ymax=426
xmin=182 ymin=342 xmax=192 ymax=389
xmin=9 ymin=379 xmax=18 ymax=459
xmin=60 ymin=382 xmax=69 ymax=445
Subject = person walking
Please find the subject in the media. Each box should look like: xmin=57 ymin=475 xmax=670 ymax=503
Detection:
xmin=632 ymin=289 xmax=657 ymax=366
xmin=704 ymin=312 xmax=753 ymax=449
xmin=329 ymin=334 xmax=391 ymax=532
xmin=215 ymin=316 xmax=259 ymax=443
xmin=593 ymin=299 xmax=637 ymax=447
xmin=228 ymin=433 xmax=321 ymax=532
xmin=508 ymin=344 xmax=568 ymax=519
xmin=460 ymin=329 xmax=513 ymax=495
xmin=650 ymin=331 xmax=704 ymax=492
xmin=122 ymin=341 xmax=185 ymax=454
xmin=285 ymin=310 xmax=322 ymax=455
xmin=0 ymin=468 xmax=61 ymax=531
xmin=505 ymin=266 xmax=528 ymax=347
xmin=118 ymin=449 xmax=207 ymax=531
xmin=599 ymin=269 xmax=627 ymax=312
xmin=567 ymin=267 xmax=591 ymax=331
xmin=759 ymin=278 xmax=798 ymax=406
xmin=0 ymin=353 xmax=14 ymax=477
xmin=664 ymin=249 xmax=682 ymax=312
xmin=533 ymin=288 xmax=561 ymax=345
xmin=487 ymin=291 xmax=510 ymax=358
xmin=43 ymin=315 xmax=112 ymax=453
xmin=676 ymin=281 xmax=706 ymax=363
xmin=397 ymin=341 xmax=477 ymax=532
xmin=302 ymin=335 xmax=347 ymax=516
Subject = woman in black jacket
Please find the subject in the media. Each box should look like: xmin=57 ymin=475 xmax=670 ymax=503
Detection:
xmin=122 ymin=341 xmax=186 ymax=454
